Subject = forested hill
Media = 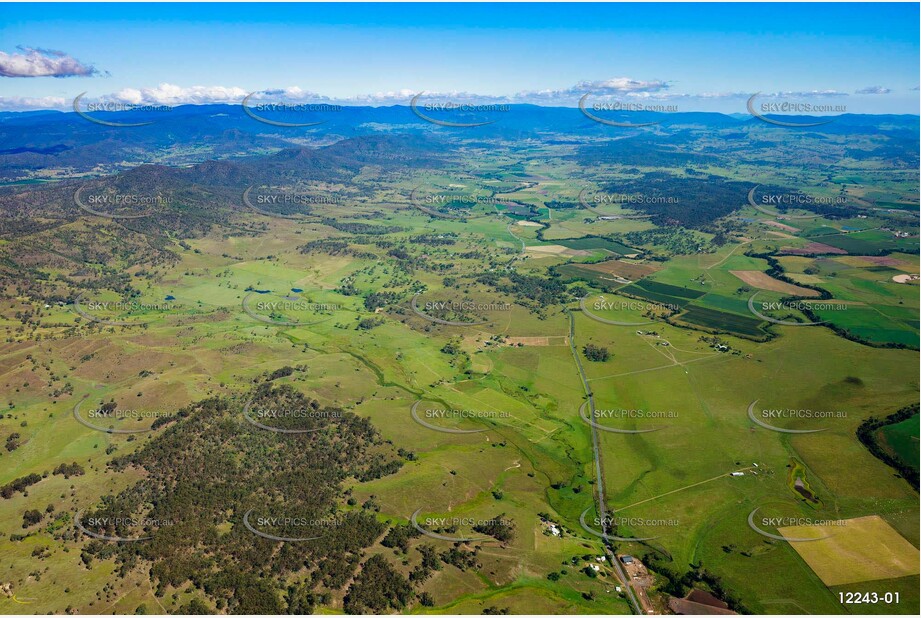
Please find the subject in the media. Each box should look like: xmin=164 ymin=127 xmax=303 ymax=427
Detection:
xmin=79 ymin=384 xmax=405 ymax=614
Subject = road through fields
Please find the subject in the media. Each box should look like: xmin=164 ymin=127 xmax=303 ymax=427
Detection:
xmin=567 ymin=309 xmax=643 ymax=615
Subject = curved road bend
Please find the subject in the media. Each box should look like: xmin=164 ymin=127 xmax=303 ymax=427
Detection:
xmin=567 ymin=310 xmax=643 ymax=614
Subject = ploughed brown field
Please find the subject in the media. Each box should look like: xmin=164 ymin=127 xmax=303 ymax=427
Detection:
xmin=730 ymin=270 xmax=822 ymax=297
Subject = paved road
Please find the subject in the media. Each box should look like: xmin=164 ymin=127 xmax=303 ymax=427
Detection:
xmin=567 ymin=309 xmax=643 ymax=615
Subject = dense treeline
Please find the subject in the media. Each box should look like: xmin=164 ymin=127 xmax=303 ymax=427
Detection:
xmin=52 ymin=462 xmax=85 ymax=478
xmin=320 ymin=219 xmax=404 ymax=235
xmin=1 ymin=472 xmax=43 ymax=499
xmin=856 ymin=404 xmax=919 ymax=490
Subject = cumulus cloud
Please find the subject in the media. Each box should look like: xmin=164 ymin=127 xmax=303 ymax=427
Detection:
xmin=759 ymin=90 xmax=848 ymax=98
xmin=248 ymin=86 xmax=334 ymax=101
xmin=855 ymin=86 xmax=891 ymax=95
xmin=0 ymin=46 xmax=100 ymax=78
xmin=571 ymin=77 xmax=670 ymax=94
xmin=693 ymin=91 xmax=750 ymax=99
xmin=509 ymin=77 xmax=672 ymax=105
xmin=107 ymin=83 xmax=248 ymax=105
xmin=0 ymin=95 xmax=68 ymax=110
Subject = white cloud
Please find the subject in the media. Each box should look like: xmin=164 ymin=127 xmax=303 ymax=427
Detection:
xmin=761 ymin=90 xmax=848 ymax=98
xmin=855 ymin=86 xmax=891 ymax=95
xmin=0 ymin=95 xmax=67 ymax=110
xmin=254 ymin=86 xmax=330 ymax=101
xmin=572 ymin=77 xmax=670 ymax=94
xmin=107 ymin=83 xmax=248 ymax=105
xmin=0 ymin=46 xmax=100 ymax=78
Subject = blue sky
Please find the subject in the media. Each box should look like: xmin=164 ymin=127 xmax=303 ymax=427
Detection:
xmin=0 ymin=2 xmax=918 ymax=113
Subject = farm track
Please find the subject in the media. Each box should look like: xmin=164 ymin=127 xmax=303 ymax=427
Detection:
xmin=566 ymin=309 xmax=643 ymax=615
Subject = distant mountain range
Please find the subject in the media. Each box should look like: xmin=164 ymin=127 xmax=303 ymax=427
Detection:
xmin=0 ymin=104 xmax=918 ymax=182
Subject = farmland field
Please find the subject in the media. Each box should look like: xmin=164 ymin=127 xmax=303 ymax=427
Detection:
xmin=877 ymin=413 xmax=921 ymax=474
xmin=782 ymin=516 xmax=921 ymax=586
